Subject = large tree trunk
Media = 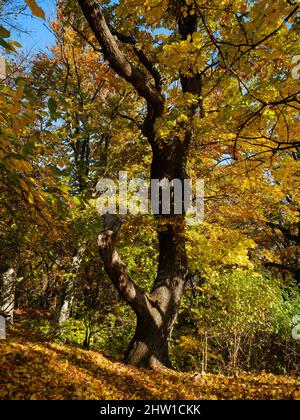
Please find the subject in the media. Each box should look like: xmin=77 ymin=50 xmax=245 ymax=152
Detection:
xmin=99 ymin=140 xmax=188 ymax=368
xmin=124 ymin=141 xmax=188 ymax=367
xmin=125 ymin=226 xmax=187 ymax=368
xmin=78 ymin=0 xmax=201 ymax=368
xmin=98 ymin=216 xmax=187 ymax=368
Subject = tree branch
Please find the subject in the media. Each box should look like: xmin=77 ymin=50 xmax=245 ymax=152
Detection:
xmin=110 ymin=28 xmax=162 ymax=91
xmin=70 ymin=23 xmax=102 ymax=53
xmin=98 ymin=214 xmax=146 ymax=315
xmin=77 ymin=0 xmax=164 ymax=116
xmin=118 ymin=112 xmax=143 ymax=130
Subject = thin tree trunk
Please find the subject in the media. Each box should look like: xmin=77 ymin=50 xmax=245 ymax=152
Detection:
xmin=0 ymin=266 xmax=16 ymax=323
xmin=57 ymin=247 xmax=84 ymax=325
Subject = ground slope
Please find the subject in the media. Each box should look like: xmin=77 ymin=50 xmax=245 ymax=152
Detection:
xmin=0 ymin=328 xmax=299 ymax=400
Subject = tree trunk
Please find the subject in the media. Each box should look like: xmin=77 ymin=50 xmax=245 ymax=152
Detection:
xmin=100 ymin=217 xmax=187 ymax=368
xmin=0 ymin=266 xmax=16 ymax=324
xmin=125 ymin=141 xmax=188 ymax=367
xmin=99 ymin=140 xmax=188 ymax=368
xmin=57 ymin=247 xmax=84 ymax=325
xmin=125 ymin=311 xmax=171 ymax=368
xmin=125 ymin=234 xmax=187 ymax=368
xmin=58 ymin=283 xmax=74 ymax=325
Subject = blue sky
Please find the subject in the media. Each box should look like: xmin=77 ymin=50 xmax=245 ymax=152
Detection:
xmin=11 ymin=0 xmax=56 ymax=54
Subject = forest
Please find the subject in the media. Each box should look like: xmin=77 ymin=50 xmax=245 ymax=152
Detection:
xmin=0 ymin=0 xmax=300 ymax=401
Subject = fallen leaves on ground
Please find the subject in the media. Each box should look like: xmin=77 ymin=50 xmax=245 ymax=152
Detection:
xmin=0 ymin=329 xmax=299 ymax=400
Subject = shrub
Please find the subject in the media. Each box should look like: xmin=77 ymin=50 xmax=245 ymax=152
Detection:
xmin=172 ymin=270 xmax=300 ymax=374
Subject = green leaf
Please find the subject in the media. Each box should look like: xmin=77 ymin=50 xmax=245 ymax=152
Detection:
xmin=0 ymin=37 xmax=15 ymax=52
xmin=48 ymin=97 xmax=57 ymax=119
xmin=25 ymin=0 xmax=45 ymax=20
xmin=0 ymin=26 xmax=10 ymax=38
xmin=73 ymin=197 xmax=82 ymax=206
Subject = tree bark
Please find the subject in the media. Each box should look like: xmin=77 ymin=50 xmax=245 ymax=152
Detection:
xmin=123 ymin=139 xmax=189 ymax=368
xmin=98 ymin=219 xmax=187 ymax=367
xmin=98 ymin=171 xmax=188 ymax=369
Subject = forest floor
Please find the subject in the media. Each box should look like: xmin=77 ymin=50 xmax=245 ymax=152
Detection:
xmin=1 ymin=326 xmax=300 ymax=400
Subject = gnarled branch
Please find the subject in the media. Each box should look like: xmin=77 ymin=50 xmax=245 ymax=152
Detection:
xmin=98 ymin=214 xmax=146 ymax=315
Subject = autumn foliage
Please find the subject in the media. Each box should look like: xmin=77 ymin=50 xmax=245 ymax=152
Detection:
xmin=0 ymin=0 xmax=300 ymax=400
xmin=1 ymin=325 xmax=300 ymax=400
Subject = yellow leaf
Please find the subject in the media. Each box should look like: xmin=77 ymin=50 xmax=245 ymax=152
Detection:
xmin=20 ymin=179 xmax=29 ymax=192
xmin=25 ymin=0 xmax=45 ymax=19
xmin=9 ymin=159 xmax=33 ymax=174
xmin=37 ymin=192 xmax=45 ymax=202
xmin=28 ymin=192 xmax=34 ymax=204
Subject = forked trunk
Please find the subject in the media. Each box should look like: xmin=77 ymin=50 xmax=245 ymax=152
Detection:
xmin=125 ymin=228 xmax=187 ymax=368
xmin=98 ymin=139 xmax=188 ymax=368
xmin=99 ymin=226 xmax=187 ymax=369
xmin=125 ymin=311 xmax=172 ymax=368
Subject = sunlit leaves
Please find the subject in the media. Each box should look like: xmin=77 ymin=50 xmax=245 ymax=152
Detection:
xmin=0 ymin=37 xmax=15 ymax=52
xmin=1 ymin=330 xmax=299 ymax=399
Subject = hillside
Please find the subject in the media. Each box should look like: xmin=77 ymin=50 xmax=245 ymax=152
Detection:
xmin=1 ymin=327 xmax=300 ymax=400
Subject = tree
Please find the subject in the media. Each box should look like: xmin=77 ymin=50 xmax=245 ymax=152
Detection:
xmin=76 ymin=0 xmax=202 ymax=368
xmin=74 ymin=0 xmax=300 ymax=368
xmin=0 ymin=0 xmax=70 ymax=324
